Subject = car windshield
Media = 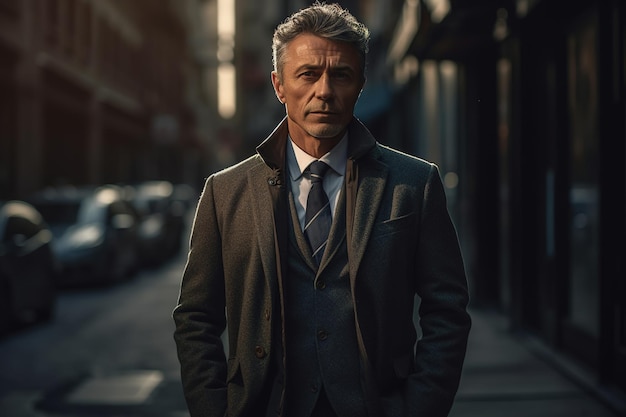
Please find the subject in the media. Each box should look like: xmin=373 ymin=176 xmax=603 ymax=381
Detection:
xmin=79 ymin=198 xmax=108 ymax=224
xmin=34 ymin=201 xmax=81 ymax=227
xmin=135 ymin=197 xmax=167 ymax=215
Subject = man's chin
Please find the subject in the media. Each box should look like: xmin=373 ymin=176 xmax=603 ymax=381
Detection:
xmin=309 ymin=124 xmax=347 ymax=141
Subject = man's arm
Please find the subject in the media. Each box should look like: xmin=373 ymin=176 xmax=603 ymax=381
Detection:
xmin=173 ymin=176 xmax=228 ymax=417
xmin=408 ymin=164 xmax=471 ymax=416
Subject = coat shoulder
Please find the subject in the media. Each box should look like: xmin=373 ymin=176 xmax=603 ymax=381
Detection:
xmin=376 ymin=143 xmax=435 ymax=171
xmin=214 ymin=154 xmax=265 ymax=178
xmin=209 ymin=155 xmax=268 ymax=188
xmin=374 ymin=143 xmax=439 ymax=186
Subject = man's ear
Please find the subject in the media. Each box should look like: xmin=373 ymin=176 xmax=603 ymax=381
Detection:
xmin=271 ymin=71 xmax=285 ymax=104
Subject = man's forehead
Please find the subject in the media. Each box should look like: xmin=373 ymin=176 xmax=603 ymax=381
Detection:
xmin=285 ymin=34 xmax=360 ymax=66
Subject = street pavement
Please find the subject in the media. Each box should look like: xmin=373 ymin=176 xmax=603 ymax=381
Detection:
xmin=450 ymin=309 xmax=622 ymax=417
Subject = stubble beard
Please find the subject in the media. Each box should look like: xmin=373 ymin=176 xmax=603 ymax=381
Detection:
xmin=308 ymin=123 xmax=346 ymax=141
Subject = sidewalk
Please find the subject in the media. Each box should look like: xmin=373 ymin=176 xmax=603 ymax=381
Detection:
xmin=450 ymin=308 xmax=621 ymax=417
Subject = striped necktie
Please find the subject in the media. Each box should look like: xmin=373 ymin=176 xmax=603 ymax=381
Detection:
xmin=304 ymin=160 xmax=332 ymax=265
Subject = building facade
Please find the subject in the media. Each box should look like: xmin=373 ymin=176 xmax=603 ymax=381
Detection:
xmin=384 ymin=0 xmax=626 ymax=412
xmin=0 ymin=0 xmax=211 ymax=199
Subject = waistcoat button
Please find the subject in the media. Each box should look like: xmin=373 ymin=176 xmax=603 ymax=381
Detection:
xmin=255 ymin=345 xmax=266 ymax=358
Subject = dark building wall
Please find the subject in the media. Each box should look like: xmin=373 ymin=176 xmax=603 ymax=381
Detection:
xmin=386 ymin=0 xmax=626 ymax=410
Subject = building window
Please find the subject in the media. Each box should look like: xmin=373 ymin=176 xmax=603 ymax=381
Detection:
xmin=567 ymin=12 xmax=599 ymax=339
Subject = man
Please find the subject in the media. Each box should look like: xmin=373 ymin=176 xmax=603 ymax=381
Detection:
xmin=173 ymin=2 xmax=471 ymax=417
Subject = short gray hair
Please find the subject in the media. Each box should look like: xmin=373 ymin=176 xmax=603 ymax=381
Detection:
xmin=272 ymin=1 xmax=370 ymax=77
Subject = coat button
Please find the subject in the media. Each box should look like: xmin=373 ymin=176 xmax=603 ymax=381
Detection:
xmin=317 ymin=330 xmax=328 ymax=341
xmin=315 ymin=280 xmax=326 ymax=290
xmin=255 ymin=345 xmax=266 ymax=359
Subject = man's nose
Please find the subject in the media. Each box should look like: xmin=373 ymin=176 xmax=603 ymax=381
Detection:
xmin=315 ymin=73 xmax=334 ymax=100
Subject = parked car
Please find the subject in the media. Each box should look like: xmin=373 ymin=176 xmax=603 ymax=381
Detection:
xmin=0 ymin=200 xmax=58 ymax=336
xmin=172 ymin=183 xmax=199 ymax=212
xmin=28 ymin=185 xmax=140 ymax=287
xmin=130 ymin=181 xmax=186 ymax=266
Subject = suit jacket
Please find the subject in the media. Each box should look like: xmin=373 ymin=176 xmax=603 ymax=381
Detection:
xmin=173 ymin=117 xmax=471 ymax=417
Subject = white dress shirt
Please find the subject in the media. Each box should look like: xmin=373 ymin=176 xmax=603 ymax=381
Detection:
xmin=286 ymin=135 xmax=348 ymax=232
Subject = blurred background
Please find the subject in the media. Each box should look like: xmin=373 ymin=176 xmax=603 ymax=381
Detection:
xmin=0 ymin=0 xmax=625 ymax=416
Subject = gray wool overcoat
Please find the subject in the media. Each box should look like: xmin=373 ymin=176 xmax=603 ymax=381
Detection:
xmin=173 ymin=117 xmax=471 ymax=417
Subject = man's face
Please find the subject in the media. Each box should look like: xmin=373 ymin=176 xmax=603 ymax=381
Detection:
xmin=272 ymin=33 xmax=365 ymax=148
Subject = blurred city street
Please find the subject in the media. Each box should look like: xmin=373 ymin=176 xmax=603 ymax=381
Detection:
xmin=0 ymin=244 xmax=189 ymax=417
xmin=0 ymin=238 xmax=619 ymax=417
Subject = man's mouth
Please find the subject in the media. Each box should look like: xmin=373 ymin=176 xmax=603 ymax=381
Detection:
xmin=310 ymin=110 xmax=337 ymax=115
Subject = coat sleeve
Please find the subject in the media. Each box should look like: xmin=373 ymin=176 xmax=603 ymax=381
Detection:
xmin=173 ymin=175 xmax=228 ymax=417
xmin=406 ymin=164 xmax=471 ymax=417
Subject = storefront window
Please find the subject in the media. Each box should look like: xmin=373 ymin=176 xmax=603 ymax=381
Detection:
xmin=567 ymin=15 xmax=599 ymax=339
xmin=497 ymin=58 xmax=512 ymax=310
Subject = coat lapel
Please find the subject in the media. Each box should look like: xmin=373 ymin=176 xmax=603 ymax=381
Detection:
xmin=248 ymin=162 xmax=284 ymax=291
xmin=348 ymin=157 xmax=388 ymax=278
xmin=252 ymin=117 xmax=290 ymax=303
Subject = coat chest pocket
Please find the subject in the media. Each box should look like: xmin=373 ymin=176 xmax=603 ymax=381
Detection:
xmin=370 ymin=212 xmax=415 ymax=241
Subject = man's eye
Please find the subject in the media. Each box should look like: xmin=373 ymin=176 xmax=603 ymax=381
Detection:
xmin=333 ymin=72 xmax=351 ymax=80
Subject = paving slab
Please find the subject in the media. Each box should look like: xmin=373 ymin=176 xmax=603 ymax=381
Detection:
xmin=65 ymin=370 xmax=163 ymax=405
xmin=450 ymin=309 xmax=620 ymax=417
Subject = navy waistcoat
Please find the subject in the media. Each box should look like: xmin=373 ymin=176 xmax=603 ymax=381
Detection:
xmin=283 ymin=187 xmax=367 ymax=417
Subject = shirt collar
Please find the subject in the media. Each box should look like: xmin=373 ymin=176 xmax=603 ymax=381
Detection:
xmin=287 ymin=134 xmax=348 ymax=181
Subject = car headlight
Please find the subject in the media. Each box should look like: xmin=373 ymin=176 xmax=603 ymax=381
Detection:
xmin=61 ymin=224 xmax=105 ymax=249
xmin=139 ymin=216 xmax=164 ymax=239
